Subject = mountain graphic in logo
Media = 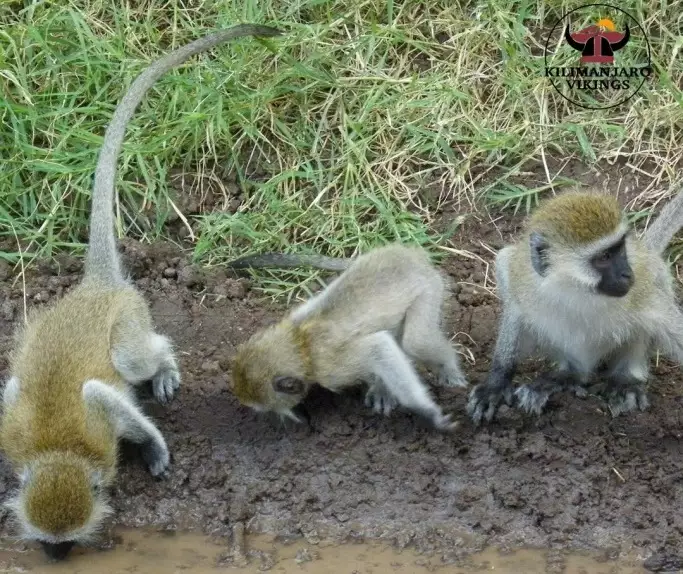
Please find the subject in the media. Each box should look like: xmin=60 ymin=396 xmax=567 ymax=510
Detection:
xmin=564 ymin=18 xmax=630 ymax=64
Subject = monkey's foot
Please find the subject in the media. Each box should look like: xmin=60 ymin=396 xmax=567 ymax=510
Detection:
xmin=466 ymin=383 xmax=514 ymax=425
xmin=515 ymin=371 xmax=588 ymax=416
xmin=515 ymin=378 xmax=564 ymax=416
xmin=437 ymin=366 xmax=469 ymax=388
xmin=141 ymin=436 xmax=170 ymax=480
xmin=152 ymin=367 xmax=181 ymax=406
xmin=595 ymin=378 xmax=649 ymax=417
xmin=364 ymin=384 xmax=398 ymax=416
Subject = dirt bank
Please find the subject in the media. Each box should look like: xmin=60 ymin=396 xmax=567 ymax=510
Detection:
xmin=0 ymin=218 xmax=681 ymax=572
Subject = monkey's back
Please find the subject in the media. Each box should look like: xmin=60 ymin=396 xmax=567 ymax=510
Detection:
xmin=1 ymin=283 xmax=149 ymax=468
xmin=308 ymin=244 xmax=443 ymax=333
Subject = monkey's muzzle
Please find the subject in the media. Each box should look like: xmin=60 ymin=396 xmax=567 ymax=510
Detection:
xmin=41 ymin=540 xmax=75 ymax=561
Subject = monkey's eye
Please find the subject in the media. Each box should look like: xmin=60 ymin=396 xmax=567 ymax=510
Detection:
xmin=596 ymin=250 xmax=611 ymax=263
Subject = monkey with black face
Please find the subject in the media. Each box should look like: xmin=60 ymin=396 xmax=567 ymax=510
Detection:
xmin=467 ymin=189 xmax=683 ymax=424
xmin=230 ymin=243 xmax=468 ymax=431
xmin=0 ymin=24 xmax=282 ymax=561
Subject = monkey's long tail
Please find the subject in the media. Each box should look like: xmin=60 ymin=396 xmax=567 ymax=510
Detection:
xmin=85 ymin=24 xmax=283 ymax=284
xmin=227 ymin=253 xmax=350 ymax=271
xmin=642 ymin=186 xmax=683 ymax=254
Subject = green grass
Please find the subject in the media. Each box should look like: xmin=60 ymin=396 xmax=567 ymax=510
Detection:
xmin=1 ymin=0 xmax=682 ymax=290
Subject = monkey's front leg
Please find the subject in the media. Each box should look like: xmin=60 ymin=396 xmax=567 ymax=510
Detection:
xmin=360 ymin=332 xmax=457 ymax=431
xmin=111 ymin=316 xmax=181 ymax=406
xmin=83 ymin=380 xmax=171 ymax=479
xmin=466 ymin=308 xmax=521 ymax=425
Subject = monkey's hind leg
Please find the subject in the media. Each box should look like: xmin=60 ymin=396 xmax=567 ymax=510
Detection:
xmin=400 ymin=279 xmax=468 ymax=388
xmin=83 ymin=380 xmax=170 ymax=478
xmin=514 ymin=367 xmax=585 ymax=416
xmin=111 ymin=315 xmax=181 ymax=406
xmin=360 ymin=331 xmax=457 ymax=431
xmin=594 ymin=338 xmax=650 ymax=417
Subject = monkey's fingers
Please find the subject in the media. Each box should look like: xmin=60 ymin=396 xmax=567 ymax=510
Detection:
xmin=514 ymin=375 xmax=567 ymax=416
xmin=466 ymin=384 xmax=512 ymax=425
xmin=141 ymin=439 xmax=171 ymax=480
xmin=364 ymin=386 xmax=398 ymax=417
xmin=152 ymin=367 xmax=181 ymax=405
xmin=607 ymin=388 xmax=650 ymax=417
xmin=593 ymin=378 xmax=650 ymax=418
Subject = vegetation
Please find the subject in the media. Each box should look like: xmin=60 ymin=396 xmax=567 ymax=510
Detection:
xmin=1 ymin=0 xmax=681 ymax=290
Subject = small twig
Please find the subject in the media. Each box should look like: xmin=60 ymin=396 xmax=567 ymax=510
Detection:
xmin=9 ymin=221 xmax=28 ymax=324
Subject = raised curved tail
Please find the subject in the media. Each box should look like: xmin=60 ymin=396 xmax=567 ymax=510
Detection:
xmin=642 ymin=186 xmax=683 ymax=254
xmin=85 ymin=24 xmax=283 ymax=283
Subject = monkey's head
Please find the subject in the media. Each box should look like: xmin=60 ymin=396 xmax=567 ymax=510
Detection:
xmin=6 ymin=453 xmax=112 ymax=561
xmin=526 ymin=192 xmax=634 ymax=297
xmin=230 ymin=321 xmax=314 ymax=422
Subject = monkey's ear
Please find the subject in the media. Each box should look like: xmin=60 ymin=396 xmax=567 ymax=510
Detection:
xmin=529 ymin=232 xmax=550 ymax=277
xmin=272 ymin=376 xmax=305 ymax=395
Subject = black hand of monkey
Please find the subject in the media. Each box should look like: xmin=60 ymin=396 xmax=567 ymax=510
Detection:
xmin=467 ymin=380 xmax=515 ymax=425
xmin=514 ymin=370 xmax=586 ymax=416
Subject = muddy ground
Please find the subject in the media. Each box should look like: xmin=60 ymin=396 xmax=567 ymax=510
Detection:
xmin=0 ymin=213 xmax=682 ymax=572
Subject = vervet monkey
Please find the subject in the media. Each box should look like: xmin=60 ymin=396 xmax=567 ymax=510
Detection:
xmin=467 ymin=189 xmax=683 ymax=425
xmin=229 ymin=243 xmax=468 ymax=431
xmin=0 ymin=24 xmax=282 ymax=561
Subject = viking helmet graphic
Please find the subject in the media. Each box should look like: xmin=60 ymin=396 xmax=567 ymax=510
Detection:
xmin=564 ymin=18 xmax=630 ymax=64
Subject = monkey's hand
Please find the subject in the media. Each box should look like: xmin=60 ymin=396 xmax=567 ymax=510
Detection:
xmin=364 ymin=382 xmax=398 ymax=416
xmin=466 ymin=377 xmax=514 ymax=426
xmin=152 ymin=365 xmax=181 ymax=406
xmin=592 ymin=376 xmax=650 ymax=417
xmin=141 ymin=436 xmax=171 ymax=480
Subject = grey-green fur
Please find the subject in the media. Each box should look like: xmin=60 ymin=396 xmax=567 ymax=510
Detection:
xmin=85 ymin=24 xmax=283 ymax=284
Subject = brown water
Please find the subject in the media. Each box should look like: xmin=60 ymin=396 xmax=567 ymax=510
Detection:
xmin=0 ymin=528 xmax=648 ymax=573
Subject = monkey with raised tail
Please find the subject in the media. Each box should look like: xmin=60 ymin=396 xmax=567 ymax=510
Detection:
xmin=229 ymin=243 xmax=468 ymax=431
xmin=467 ymin=188 xmax=683 ymax=425
xmin=0 ymin=24 xmax=283 ymax=561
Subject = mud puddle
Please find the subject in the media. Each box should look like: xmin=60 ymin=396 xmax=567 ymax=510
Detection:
xmin=0 ymin=528 xmax=648 ymax=573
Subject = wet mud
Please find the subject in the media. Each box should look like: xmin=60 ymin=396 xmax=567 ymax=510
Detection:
xmin=0 ymin=527 xmax=649 ymax=573
xmin=0 ymin=219 xmax=682 ymax=572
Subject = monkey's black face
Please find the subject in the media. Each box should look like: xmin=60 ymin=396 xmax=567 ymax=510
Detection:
xmin=592 ymin=237 xmax=633 ymax=297
xmin=41 ymin=540 xmax=75 ymax=561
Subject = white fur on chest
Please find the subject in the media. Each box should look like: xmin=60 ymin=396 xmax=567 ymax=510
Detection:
xmin=518 ymin=282 xmax=635 ymax=370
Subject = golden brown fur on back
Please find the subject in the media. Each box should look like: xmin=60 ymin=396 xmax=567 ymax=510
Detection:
xmin=0 ymin=282 xmax=159 ymax=544
xmin=1 ymin=283 xmax=149 ymax=471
